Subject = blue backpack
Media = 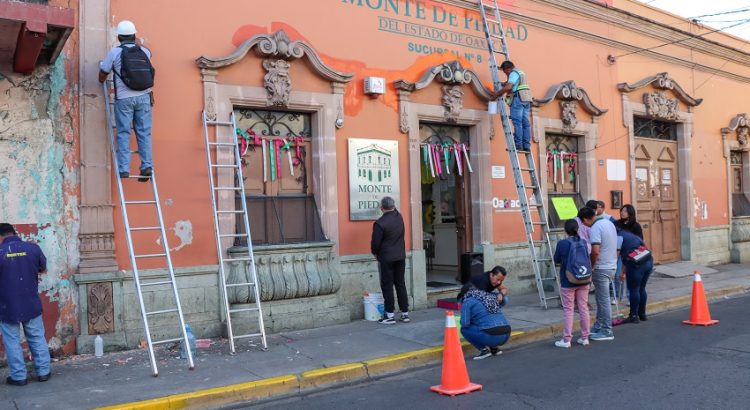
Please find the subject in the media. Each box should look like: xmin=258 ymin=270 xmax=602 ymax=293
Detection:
xmin=564 ymin=237 xmax=592 ymax=285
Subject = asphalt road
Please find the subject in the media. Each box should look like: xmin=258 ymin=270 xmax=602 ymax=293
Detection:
xmin=239 ymin=294 xmax=750 ymax=410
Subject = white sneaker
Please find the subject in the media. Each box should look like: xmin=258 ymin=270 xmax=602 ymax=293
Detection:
xmin=554 ymin=339 xmax=571 ymax=348
xmin=576 ymin=337 xmax=590 ymax=346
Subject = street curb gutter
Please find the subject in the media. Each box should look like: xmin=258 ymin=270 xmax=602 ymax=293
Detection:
xmin=97 ymin=285 xmax=748 ymax=410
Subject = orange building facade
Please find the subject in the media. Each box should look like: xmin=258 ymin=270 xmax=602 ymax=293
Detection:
xmin=64 ymin=0 xmax=750 ymax=351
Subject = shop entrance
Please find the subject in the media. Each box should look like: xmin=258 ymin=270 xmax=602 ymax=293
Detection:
xmin=419 ymin=123 xmax=473 ymax=290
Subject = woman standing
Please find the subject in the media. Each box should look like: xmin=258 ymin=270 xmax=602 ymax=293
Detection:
xmin=553 ymin=219 xmax=591 ymax=348
xmin=459 ymin=285 xmax=511 ymax=360
xmin=616 ymin=204 xmax=644 ymax=239
xmin=619 ymin=229 xmax=654 ymax=323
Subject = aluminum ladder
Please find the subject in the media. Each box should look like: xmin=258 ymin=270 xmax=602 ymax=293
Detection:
xmin=103 ymin=82 xmax=195 ymax=375
xmin=201 ymin=111 xmax=267 ymax=354
xmin=478 ymin=0 xmax=561 ymax=308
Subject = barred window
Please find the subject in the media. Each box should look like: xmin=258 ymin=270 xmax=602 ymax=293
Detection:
xmin=731 ymin=150 xmax=750 ymax=217
xmin=634 ymin=116 xmax=677 ymax=141
xmin=545 ymin=133 xmax=584 ymax=229
xmin=233 ymin=108 xmax=325 ymax=245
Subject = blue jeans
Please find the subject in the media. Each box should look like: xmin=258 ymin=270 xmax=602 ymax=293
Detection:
xmin=461 ymin=325 xmax=510 ymax=351
xmin=625 ymin=262 xmax=653 ymax=317
xmin=1 ymin=315 xmax=51 ymax=381
xmin=509 ymin=95 xmax=531 ymax=149
xmin=115 ymin=93 xmax=153 ymax=174
xmin=593 ymin=268 xmax=616 ymax=333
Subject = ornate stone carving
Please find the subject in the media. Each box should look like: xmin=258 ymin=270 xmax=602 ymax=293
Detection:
xmin=400 ymin=104 xmax=409 ymax=133
xmin=226 ymin=242 xmax=340 ymax=303
xmin=442 ymin=85 xmax=464 ymax=123
xmin=534 ymin=80 xmax=607 ymax=115
xmin=262 ymin=59 xmax=292 ymax=107
xmin=88 ymin=282 xmax=114 ymax=334
xmin=205 ymin=88 xmax=217 ymax=121
xmin=617 ymin=72 xmax=703 ymax=107
xmin=644 ymin=91 xmax=679 ymax=120
xmin=561 ymin=100 xmax=578 ymax=133
xmin=721 ymin=113 xmax=750 ymax=146
xmin=395 ymin=60 xmax=494 ymax=102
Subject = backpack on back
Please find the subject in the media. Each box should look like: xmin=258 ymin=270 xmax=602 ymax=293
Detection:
xmin=116 ymin=44 xmax=155 ymax=91
xmin=564 ymin=237 xmax=592 ymax=285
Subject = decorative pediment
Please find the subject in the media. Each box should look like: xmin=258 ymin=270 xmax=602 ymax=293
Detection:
xmin=657 ymin=146 xmax=676 ymax=162
xmin=394 ymin=60 xmax=495 ymax=102
xmin=635 ymin=144 xmax=651 ymax=160
xmin=644 ymin=91 xmax=679 ymax=120
xmin=533 ymin=80 xmax=608 ymax=116
xmin=196 ymin=30 xmax=353 ymax=109
xmin=721 ymin=113 xmax=750 ymax=146
xmin=617 ymin=72 xmax=702 ymax=107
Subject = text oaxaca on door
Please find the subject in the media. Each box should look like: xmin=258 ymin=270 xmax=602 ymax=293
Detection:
xmin=348 ymin=138 xmax=400 ymax=221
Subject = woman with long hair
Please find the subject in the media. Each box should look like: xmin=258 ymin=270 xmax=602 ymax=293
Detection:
xmin=616 ymin=204 xmax=644 ymax=240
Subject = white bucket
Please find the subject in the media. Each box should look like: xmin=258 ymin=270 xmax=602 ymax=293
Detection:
xmin=363 ymin=293 xmax=385 ymax=321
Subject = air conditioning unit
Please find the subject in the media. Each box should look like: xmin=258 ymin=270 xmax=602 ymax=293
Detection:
xmin=364 ymin=76 xmax=386 ymax=95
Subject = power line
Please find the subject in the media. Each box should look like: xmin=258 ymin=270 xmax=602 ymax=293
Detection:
xmin=690 ymin=7 xmax=750 ymax=19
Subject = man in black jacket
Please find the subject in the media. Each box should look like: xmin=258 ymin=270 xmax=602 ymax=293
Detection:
xmin=458 ymin=265 xmax=508 ymax=302
xmin=371 ymin=196 xmax=409 ymax=325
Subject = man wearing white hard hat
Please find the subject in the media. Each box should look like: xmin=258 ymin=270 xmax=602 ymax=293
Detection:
xmin=99 ymin=20 xmax=156 ymax=182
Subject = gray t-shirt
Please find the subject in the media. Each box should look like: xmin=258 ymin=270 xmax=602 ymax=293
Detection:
xmin=100 ymin=43 xmax=152 ymax=100
xmin=589 ymin=217 xmax=618 ymax=270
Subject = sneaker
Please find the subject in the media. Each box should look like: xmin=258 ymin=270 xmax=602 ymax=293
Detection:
xmin=37 ymin=373 xmax=51 ymax=382
xmin=590 ymin=331 xmax=614 ymax=341
xmin=576 ymin=337 xmax=590 ymax=346
xmin=138 ymin=167 xmax=153 ymax=182
xmin=119 ymin=172 xmax=130 ymax=179
xmin=639 ymin=314 xmax=648 ymax=321
xmin=6 ymin=376 xmax=27 ymax=386
xmin=378 ymin=316 xmax=396 ymax=325
xmin=522 ymin=145 xmax=531 ymax=151
xmin=554 ymin=339 xmax=571 ymax=348
xmin=489 ymin=347 xmax=502 ymax=356
xmin=623 ymin=315 xmax=640 ymax=324
xmin=611 ymin=298 xmax=617 ymax=305
xmin=473 ymin=348 xmax=492 ymax=360
xmin=399 ymin=313 xmax=410 ymax=323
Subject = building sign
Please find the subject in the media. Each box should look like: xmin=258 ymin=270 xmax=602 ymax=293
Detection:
xmin=348 ymin=138 xmax=400 ymax=220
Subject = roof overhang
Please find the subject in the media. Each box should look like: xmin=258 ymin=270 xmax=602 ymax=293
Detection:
xmin=0 ymin=0 xmax=75 ymax=75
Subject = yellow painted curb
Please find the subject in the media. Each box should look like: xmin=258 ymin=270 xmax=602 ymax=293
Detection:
xmin=96 ymin=374 xmax=299 ymax=410
xmin=299 ymin=362 xmax=368 ymax=390
xmin=364 ymin=346 xmax=443 ymax=376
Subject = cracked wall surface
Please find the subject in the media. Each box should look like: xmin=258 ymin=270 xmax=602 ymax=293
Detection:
xmin=0 ymin=1 xmax=81 ymax=357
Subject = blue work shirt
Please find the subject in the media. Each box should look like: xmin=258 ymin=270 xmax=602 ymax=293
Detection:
xmin=0 ymin=236 xmax=46 ymax=323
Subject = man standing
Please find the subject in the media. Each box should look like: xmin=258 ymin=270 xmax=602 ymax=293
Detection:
xmin=99 ymin=20 xmax=155 ymax=182
xmin=498 ymin=61 xmax=533 ymax=151
xmin=577 ymin=207 xmax=618 ymax=341
xmin=586 ymin=199 xmax=616 ymax=223
xmin=0 ymin=223 xmax=51 ymax=386
xmin=371 ymin=197 xmax=409 ymax=324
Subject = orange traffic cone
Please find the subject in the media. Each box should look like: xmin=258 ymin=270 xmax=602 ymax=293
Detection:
xmin=430 ymin=311 xmax=482 ymax=396
xmin=682 ymin=271 xmax=719 ymax=326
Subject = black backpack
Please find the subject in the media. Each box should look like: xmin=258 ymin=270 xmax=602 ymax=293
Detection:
xmin=115 ymin=44 xmax=155 ymax=91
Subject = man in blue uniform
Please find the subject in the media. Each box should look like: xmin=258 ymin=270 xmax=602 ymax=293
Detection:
xmin=0 ymin=223 xmax=51 ymax=386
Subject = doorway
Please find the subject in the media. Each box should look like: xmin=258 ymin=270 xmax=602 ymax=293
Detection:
xmin=419 ymin=123 xmax=473 ymax=289
xmin=633 ymin=116 xmax=681 ymax=263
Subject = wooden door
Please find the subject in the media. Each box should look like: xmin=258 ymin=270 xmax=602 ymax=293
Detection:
xmin=634 ymin=138 xmax=681 ymax=263
xmin=455 ymin=164 xmax=473 ymax=263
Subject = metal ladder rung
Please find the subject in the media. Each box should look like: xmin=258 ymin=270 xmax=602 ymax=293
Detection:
xmin=124 ymin=200 xmax=157 ymax=205
xmin=530 ymin=221 xmax=548 ymax=225
xmin=225 ymin=282 xmax=255 ymax=288
xmin=534 ymin=258 xmax=553 ymax=262
xmin=145 ymin=308 xmax=178 ymax=316
xmin=219 ymin=233 xmax=246 ymax=238
xmin=519 ymin=167 xmax=534 ymax=172
xmin=209 ymin=164 xmax=237 ymax=168
xmin=122 ymin=175 xmax=147 ymax=179
xmin=234 ymin=332 xmax=263 ymax=340
xmin=206 ymin=120 xmax=234 ymax=126
xmin=223 ymin=257 xmax=253 ymax=262
xmin=208 ymin=142 xmax=236 ymax=146
xmin=229 ymin=307 xmax=260 ymax=314
xmin=130 ymin=226 xmax=161 ymax=231
xmin=521 ymin=185 xmax=539 ymax=190
xmin=141 ymin=280 xmax=173 ymax=287
xmin=152 ymin=337 xmax=184 ymax=345
xmin=134 ymin=253 xmax=167 ymax=259
xmin=217 ymin=210 xmax=244 ymax=214
xmin=214 ymin=187 xmax=241 ymax=191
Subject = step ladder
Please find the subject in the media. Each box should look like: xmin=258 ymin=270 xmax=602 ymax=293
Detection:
xmin=201 ymin=111 xmax=267 ymax=354
xmin=478 ymin=0 xmax=561 ymax=308
xmin=102 ymin=82 xmax=195 ymax=375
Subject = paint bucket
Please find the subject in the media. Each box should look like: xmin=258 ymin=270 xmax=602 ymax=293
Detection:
xmin=363 ymin=292 xmax=385 ymax=321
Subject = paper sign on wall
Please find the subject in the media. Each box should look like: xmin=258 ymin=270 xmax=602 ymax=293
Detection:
xmin=606 ymin=159 xmax=626 ymax=181
xmin=551 ymin=196 xmax=578 ymax=220
xmin=491 ymin=166 xmax=505 ymax=179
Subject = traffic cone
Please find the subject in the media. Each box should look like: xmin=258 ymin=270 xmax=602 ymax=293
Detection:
xmin=430 ymin=311 xmax=482 ymax=396
xmin=682 ymin=271 xmax=719 ymax=326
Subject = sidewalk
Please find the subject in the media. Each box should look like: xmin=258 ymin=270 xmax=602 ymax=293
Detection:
xmin=2 ymin=263 xmax=748 ymax=410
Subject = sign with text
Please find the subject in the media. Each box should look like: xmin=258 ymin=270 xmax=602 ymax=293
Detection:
xmin=349 ymin=138 xmax=400 ymax=220
xmin=551 ymin=196 xmax=578 ymax=220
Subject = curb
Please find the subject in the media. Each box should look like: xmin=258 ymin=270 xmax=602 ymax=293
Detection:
xmin=97 ymin=285 xmax=748 ymax=410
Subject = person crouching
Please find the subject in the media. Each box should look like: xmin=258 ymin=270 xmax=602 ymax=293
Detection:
xmin=459 ymin=284 xmax=511 ymax=360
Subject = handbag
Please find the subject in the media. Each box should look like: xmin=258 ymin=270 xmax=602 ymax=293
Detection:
xmin=627 ymin=246 xmax=651 ymax=264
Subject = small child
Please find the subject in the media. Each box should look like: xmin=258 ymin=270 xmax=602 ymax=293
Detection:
xmin=553 ymin=219 xmax=591 ymax=348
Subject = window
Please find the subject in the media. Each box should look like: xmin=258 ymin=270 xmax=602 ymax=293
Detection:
xmin=545 ymin=134 xmax=584 ymax=229
xmin=731 ymin=150 xmax=750 ymax=217
xmin=633 ymin=116 xmax=677 ymax=141
xmin=233 ymin=108 xmax=325 ymax=245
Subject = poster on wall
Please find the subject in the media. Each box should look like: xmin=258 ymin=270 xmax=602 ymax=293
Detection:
xmin=348 ymin=138 xmax=400 ymax=221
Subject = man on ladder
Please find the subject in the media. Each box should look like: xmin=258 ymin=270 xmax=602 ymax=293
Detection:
xmin=496 ymin=60 xmax=533 ymax=152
